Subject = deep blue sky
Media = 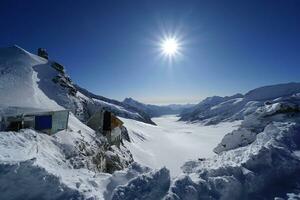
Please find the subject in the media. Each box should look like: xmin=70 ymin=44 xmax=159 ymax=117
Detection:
xmin=0 ymin=0 xmax=300 ymax=104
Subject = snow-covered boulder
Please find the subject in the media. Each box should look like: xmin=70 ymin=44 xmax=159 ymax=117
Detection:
xmin=0 ymin=159 xmax=83 ymax=200
xmin=213 ymin=128 xmax=256 ymax=154
xmin=111 ymin=167 xmax=171 ymax=200
xmin=171 ymin=120 xmax=300 ymax=199
xmin=214 ymin=98 xmax=300 ymax=154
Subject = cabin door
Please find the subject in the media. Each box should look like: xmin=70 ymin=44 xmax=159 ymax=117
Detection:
xmin=103 ymin=111 xmax=111 ymax=131
xmin=35 ymin=115 xmax=52 ymax=130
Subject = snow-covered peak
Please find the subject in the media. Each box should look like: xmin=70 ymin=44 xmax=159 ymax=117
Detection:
xmin=0 ymin=45 xmax=59 ymax=109
xmin=123 ymin=97 xmax=195 ymax=117
xmin=180 ymin=83 xmax=300 ymax=124
xmin=111 ymin=88 xmax=300 ymax=200
xmin=244 ymin=82 xmax=300 ymax=101
xmin=0 ymin=45 xmax=46 ymax=63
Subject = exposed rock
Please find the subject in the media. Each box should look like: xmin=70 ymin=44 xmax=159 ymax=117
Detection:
xmin=51 ymin=62 xmax=65 ymax=73
xmin=120 ymin=126 xmax=131 ymax=142
xmin=37 ymin=48 xmax=48 ymax=59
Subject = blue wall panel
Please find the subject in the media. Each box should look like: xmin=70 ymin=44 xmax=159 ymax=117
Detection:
xmin=35 ymin=115 xmax=52 ymax=130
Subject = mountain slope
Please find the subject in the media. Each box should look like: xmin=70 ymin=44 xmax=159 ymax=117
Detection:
xmin=111 ymin=89 xmax=300 ymax=200
xmin=0 ymin=45 xmax=151 ymax=199
xmin=179 ymin=82 xmax=300 ymax=125
xmin=0 ymin=45 xmax=60 ymax=109
xmin=123 ymin=97 xmax=195 ymax=117
xmin=76 ymin=87 xmax=155 ymax=125
xmin=0 ymin=45 xmax=154 ymax=124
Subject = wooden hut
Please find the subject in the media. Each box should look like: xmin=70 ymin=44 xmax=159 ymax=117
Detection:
xmin=87 ymin=110 xmax=123 ymax=146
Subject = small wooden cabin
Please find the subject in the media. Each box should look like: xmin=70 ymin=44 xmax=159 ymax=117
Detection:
xmin=0 ymin=110 xmax=69 ymax=135
xmin=87 ymin=110 xmax=123 ymax=146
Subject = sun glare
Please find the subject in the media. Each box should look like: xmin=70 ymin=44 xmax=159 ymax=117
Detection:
xmin=154 ymin=30 xmax=184 ymax=63
xmin=161 ymin=38 xmax=179 ymax=56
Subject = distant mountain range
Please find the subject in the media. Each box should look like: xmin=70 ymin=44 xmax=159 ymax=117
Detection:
xmin=179 ymin=82 xmax=300 ymax=125
xmin=2 ymin=45 xmax=300 ymax=199
xmin=123 ymin=97 xmax=195 ymax=118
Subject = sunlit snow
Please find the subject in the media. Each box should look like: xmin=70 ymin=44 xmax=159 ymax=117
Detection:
xmin=122 ymin=115 xmax=241 ymax=176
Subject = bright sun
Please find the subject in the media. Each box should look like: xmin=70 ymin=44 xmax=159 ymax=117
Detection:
xmin=161 ymin=37 xmax=179 ymax=57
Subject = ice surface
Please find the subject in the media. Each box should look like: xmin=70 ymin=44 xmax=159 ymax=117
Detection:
xmin=123 ymin=115 xmax=240 ymax=176
xmin=115 ymin=95 xmax=300 ymax=200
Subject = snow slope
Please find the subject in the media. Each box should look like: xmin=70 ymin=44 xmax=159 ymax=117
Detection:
xmin=0 ymin=45 xmax=151 ymax=199
xmin=123 ymin=97 xmax=195 ymax=117
xmin=2 ymin=45 xmax=300 ymax=199
xmin=0 ymin=45 xmax=59 ymax=109
xmin=76 ymin=86 xmax=155 ymax=125
xmin=0 ymin=45 xmax=154 ymax=124
xmin=0 ymin=113 xmax=137 ymax=199
xmin=180 ymin=82 xmax=300 ymax=125
xmin=122 ymin=115 xmax=240 ymax=176
xmin=112 ymin=93 xmax=300 ymax=200
xmin=0 ymin=115 xmax=158 ymax=200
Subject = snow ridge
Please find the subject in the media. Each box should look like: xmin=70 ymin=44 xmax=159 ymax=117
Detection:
xmin=123 ymin=97 xmax=194 ymax=117
xmin=179 ymin=82 xmax=300 ymax=125
xmin=113 ymin=94 xmax=300 ymax=200
xmin=0 ymin=45 xmax=154 ymax=124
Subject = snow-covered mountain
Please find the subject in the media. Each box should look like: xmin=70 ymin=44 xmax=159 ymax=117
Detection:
xmin=1 ymin=45 xmax=300 ymax=199
xmin=123 ymin=97 xmax=195 ymax=117
xmin=179 ymin=82 xmax=300 ymax=125
xmin=0 ymin=45 xmax=151 ymax=199
xmin=110 ymin=86 xmax=300 ymax=200
xmin=0 ymin=45 xmax=154 ymax=125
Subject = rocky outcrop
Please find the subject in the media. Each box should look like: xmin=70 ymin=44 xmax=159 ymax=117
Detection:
xmin=51 ymin=62 xmax=77 ymax=97
xmin=37 ymin=48 xmax=48 ymax=59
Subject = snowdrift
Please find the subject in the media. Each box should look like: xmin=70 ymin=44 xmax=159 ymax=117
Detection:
xmin=0 ymin=113 xmax=142 ymax=199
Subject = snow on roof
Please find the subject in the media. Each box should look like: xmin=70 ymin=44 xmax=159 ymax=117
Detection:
xmin=0 ymin=106 xmax=67 ymax=118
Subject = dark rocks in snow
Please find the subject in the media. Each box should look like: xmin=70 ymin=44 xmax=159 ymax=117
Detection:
xmin=51 ymin=62 xmax=65 ymax=73
xmin=37 ymin=48 xmax=48 ymax=59
xmin=120 ymin=126 xmax=131 ymax=142
xmin=76 ymin=85 xmax=156 ymax=125
xmin=51 ymin=69 xmax=77 ymax=97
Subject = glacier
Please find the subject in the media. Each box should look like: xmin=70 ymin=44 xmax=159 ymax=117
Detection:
xmin=1 ymin=45 xmax=300 ymax=199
